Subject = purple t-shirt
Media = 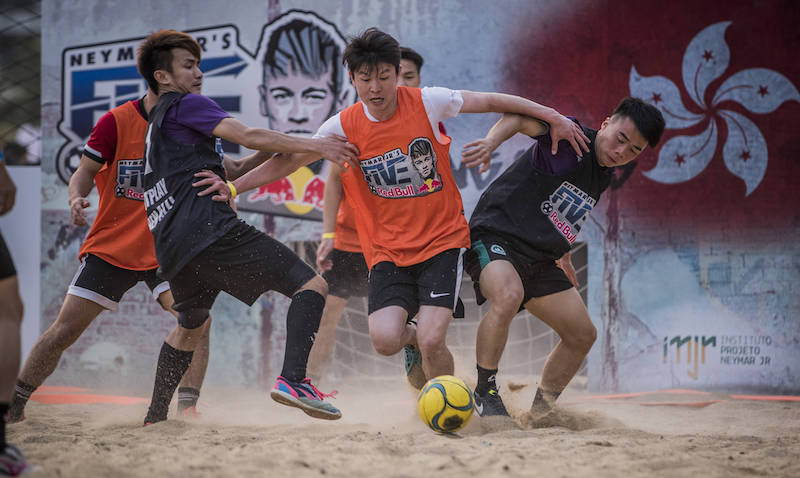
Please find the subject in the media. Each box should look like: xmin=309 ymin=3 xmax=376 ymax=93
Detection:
xmin=162 ymin=94 xmax=230 ymax=144
xmin=530 ymin=132 xmax=582 ymax=175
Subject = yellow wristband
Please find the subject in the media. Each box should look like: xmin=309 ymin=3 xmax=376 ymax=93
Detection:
xmin=322 ymin=232 xmax=335 ymax=239
xmin=227 ymin=181 xmax=238 ymax=198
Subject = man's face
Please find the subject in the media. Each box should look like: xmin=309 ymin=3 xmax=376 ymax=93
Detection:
xmin=595 ymin=115 xmax=648 ymax=167
xmin=412 ymin=152 xmax=434 ymax=179
xmin=160 ymin=48 xmax=203 ymax=95
xmin=398 ymin=59 xmax=421 ymax=88
xmin=351 ymin=62 xmax=398 ymax=119
xmin=259 ymin=70 xmax=337 ymax=135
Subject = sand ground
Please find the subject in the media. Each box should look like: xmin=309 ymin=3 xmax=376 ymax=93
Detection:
xmin=7 ymin=379 xmax=800 ymax=478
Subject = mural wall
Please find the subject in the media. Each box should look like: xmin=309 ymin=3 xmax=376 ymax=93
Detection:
xmin=41 ymin=0 xmax=799 ymax=393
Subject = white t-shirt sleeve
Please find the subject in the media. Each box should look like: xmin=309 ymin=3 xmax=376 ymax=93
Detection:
xmin=421 ymin=87 xmax=463 ymax=142
xmin=312 ymin=113 xmax=347 ymax=139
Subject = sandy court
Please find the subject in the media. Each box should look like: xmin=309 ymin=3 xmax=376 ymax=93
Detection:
xmin=7 ymin=378 xmax=799 ymax=478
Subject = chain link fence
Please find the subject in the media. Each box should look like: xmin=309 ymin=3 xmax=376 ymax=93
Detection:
xmin=0 ymin=0 xmax=40 ymax=165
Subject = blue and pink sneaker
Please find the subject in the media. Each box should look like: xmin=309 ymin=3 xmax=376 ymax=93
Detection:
xmin=270 ymin=376 xmax=341 ymax=420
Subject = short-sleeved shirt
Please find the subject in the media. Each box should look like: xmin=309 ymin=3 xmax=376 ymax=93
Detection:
xmin=470 ymin=121 xmax=613 ymax=260
xmin=316 ymin=86 xmax=469 ymax=268
xmin=79 ymin=99 xmax=159 ymax=270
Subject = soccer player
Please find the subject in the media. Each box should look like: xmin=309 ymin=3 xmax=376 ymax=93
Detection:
xmin=200 ymin=28 xmax=588 ymax=390
xmin=308 ymin=45 xmax=435 ymax=389
xmin=0 ymin=160 xmax=30 ymax=476
xmin=462 ymin=97 xmax=665 ymax=417
xmin=138 ymin=30 xmax=357 ymax=424
xmin=7 ymin=92 xmax=222 ymax=423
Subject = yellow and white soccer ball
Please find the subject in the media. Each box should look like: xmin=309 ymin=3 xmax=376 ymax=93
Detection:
xmin=417 ymin=375 xmax=474 ymax=433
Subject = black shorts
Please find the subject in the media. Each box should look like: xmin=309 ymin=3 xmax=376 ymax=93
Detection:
xmin=322 ymin=249 xmax=369 ymax=299
xmin=68 ymin=253 xmax=168 ymax=310
xmin=368 ymin=248 xmax=464 ymax=318
xmin=169 ymin=221 xmax=317 ymax=312
xmin=464 ymin=231 xmax=572 ymax=309
xmin=0 ymin=231 xmax=16 ymax=280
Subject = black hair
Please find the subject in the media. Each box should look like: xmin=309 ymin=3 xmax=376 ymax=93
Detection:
xmin=343 ymin=28 xmax=401 ymax=75
xmin=400 ymin=46 xmax=424 ymax=72
xmin=612 ymin=97 xmax=666 ymax=148
xmin=262 ymin=19 xmax=342 ymax=97
xmin=137 ymin=30 xmax=202 ymax=94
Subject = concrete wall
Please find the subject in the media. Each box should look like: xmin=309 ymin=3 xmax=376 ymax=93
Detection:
xmin=39 ymin=0 xmax=799 ymax=393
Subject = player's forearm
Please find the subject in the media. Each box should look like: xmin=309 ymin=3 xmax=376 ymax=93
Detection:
xmin=231 ymin=152 xmax=315 ymax=195
xmin=483 ymin=114 xmax=525 ymax=150
xmin=462 ymin=91 xmax=560 ymax=124
xmin=322 ymin=168 xmax=343 ymax=235
xmin=239 ymin=128 xmax=324 ymax=156
xmin=223 ymin=150 xmax=271 ymax=181
xmin=67 ymin=167 xmax=95 ymax=205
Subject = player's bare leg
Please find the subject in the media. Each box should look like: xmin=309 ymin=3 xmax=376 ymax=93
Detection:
xmin=473 ymin=260 xmax=524 ymax=417
xmin=523 ymin=288 xmax=596 ymax=415
xmin=415 ymin=305 xmax=454 ymax=379
xmin=9 ymin=294 xmax=103 ymax=422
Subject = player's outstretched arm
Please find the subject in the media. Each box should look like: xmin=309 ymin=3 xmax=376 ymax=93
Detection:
xmin=0 ymin=161 xmax=16 ymax=216
xmin=212 ymin=117 xmax=359 ymax=169
xmin=459 ymin=91 xmax=590 ymax=156
xmin=316 ymin=164 xmax=343 ymax=272
xmin=462 ymin=114 xmax=548 ymax=173
xmin=193 ymin=151 xmax=315 ymax=202
xmin=222 ymin=150 xmax=272 ymax=181
xmin=67 ymin=155 xmax=103 ymax=226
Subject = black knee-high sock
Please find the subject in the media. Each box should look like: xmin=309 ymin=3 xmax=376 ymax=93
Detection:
xmin=280 ymin=290 xmax=325 ymax=382
xmin=1 ymin=403 xmax=8 ymax=449
xmin=475 ymin=365 xmax=499 ymax=396
xmin=144 ymin=342 xmax=193 ymax=424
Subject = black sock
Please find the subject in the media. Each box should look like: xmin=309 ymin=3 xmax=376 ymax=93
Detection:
xmin=176 ymin=387 xmax=200 ymax=412
xmin=144 ymin=342 xmax=193 ymax=424
xmin=475 ymin=365 xmax=499 ymax=396
xmin=531 ymin=387 xmax=562 ymax=414
xmin=8 ymin=380 xmax=35 ymax=421
xmin=1 ymin=403 xmax=7 ymax=449
xmin=280 ymin=290 xmax=325 ymax=382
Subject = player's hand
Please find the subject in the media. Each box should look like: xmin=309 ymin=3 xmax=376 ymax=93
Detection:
xmin=461 ymin=138 xmax=496 ymax=173
xmin=315 ymin=134 xmax=359 ymax=169
xmin=550 ymin=114 xmax=590 ymax=157
xmin=69 ymin=197 xmax=90 ymax=226
xmin=555 ymin=252 xmax=579 ymax=289
xmin=316 ymin=237 xmax=334 ymax=272
xmin=193 ymin=170 xmax=231 ymax=202
xmin=0 ymin=168 xmax=16 ymax=216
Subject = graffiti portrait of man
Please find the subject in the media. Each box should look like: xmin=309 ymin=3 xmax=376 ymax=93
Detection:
xmin=242 ymin=10 xmax=355 ymax=218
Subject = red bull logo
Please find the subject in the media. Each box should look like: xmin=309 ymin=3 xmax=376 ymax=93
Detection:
xmin=245 ymin=165 xmax=323 ymax=216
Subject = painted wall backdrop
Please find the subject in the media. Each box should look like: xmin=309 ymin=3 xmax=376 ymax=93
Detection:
xmin=40 ymin=0 xmax=799 ymax=393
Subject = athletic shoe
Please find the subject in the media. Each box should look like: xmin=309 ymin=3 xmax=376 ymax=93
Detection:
xmin=474 ymin=389 xmax=510 ymax=417
xmin=270 ymin=376 xmax=341 ymax=420
xmin=0 ymin=444 xmax=30 ymax=477
xmin=403 ymin=344 xmax=426 ymax=390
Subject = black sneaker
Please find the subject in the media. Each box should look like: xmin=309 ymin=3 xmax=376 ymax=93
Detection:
xmin=474 ymin=389 xmax=510 ymax=417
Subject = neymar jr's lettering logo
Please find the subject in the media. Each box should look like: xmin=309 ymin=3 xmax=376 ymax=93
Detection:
xmin=115 ymin=159 xmax=144 ymax=201
xmin=55 ymin=25 xmax=248 ymax=187
xmin=663 ymin=335 xmax=717 ymax=380
xmin=55 ymin=10 xmax=354 ymax=221
xmin=362 ymin=137 xmax=442 ymax=199
xmin=539 ymin=181 xmax=595 ymax=244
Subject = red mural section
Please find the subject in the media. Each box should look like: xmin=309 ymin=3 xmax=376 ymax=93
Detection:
xmin=503 ymin=0 xmax=800 ymax=231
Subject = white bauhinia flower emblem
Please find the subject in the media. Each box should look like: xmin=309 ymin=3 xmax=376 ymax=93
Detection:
xmin=630 ymin=21 xmax=800 ymax=196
